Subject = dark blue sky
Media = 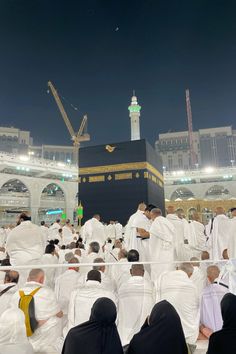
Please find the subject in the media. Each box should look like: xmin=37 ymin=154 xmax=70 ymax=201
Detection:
xmin=1 ymin=0 xmax=236 ymax=146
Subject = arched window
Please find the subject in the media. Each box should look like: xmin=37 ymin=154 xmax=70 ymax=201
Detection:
xmin=41 ymin=183 xmax=65 ymax=200
xmin=205 ymin=185 xmax=230 ymax=200
xmin=0 ymin=179 xmax=30 ymax=196
xmin=170 ymin=187 xmax=195 ymax=200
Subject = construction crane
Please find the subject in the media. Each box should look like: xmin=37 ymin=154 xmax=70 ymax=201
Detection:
xmin=185 ymin=89 xmax=196 ymax=168
xmin=47 ymin=81 xmax=90 ymax=166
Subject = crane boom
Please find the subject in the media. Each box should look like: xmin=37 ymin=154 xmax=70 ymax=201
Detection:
xmin=48 ymin=81 xmax=76 ymax=140
xmin=186 ymin=89 xmax=196 ymax=167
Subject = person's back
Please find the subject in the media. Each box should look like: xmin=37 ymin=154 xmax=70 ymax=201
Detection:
xmin=67 ymin=270 xmax=115 ymax=333
xmin=0 ymin=308 xmax=34 ymax=354
xmin=9 ymin=269 xmax=62 ymax=353
xmin=207 ymin=293 xmax=236 ymax=354
xmin=118 ymin=265 xmax=154 ymax=345
xmin=6 ymin=214 xmax=44 ymax=265
xmin=0 ymin=270 xmax=19 ymax=313
xmin=200 ymin=265 xmax=229 ymax=338
xmin=157 ymin=264 xmax=199 ymax=345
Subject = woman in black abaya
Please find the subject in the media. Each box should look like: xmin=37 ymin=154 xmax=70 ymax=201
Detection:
xmin=127 ymin=300 xmax=188 ymax=354
xmin=62 ymin=297 xmax=123 ymax=354
xmin=207 ymin=293 xmax=236 ymax=354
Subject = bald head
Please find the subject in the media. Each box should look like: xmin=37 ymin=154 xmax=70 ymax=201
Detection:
xmin=4 ymin=270 xmax=19 ymax=284
xmin=130 ymin=264 xmax=144 ymax=277
xmin=93 ymin=257 xmax=105 ymax=272
xmin=118 ymin=249 xmax=128 ymax=260
xmin=138 ymin=203 xmax=147 ymax=212
xmin=166 ymin=206 xmax=175 ymax=215
xmin=65 ymin=252 xmax=74 ymax=262
xmin=27 ymin=268 xmax=45 ymax=284
xmin=150 ymin=208 xmax=162 ymax=220
xmin=179 ymin=263 xmax=194 ymax=277
xmin=190 ymin=257 xmax=200 ymax=268
xmin=207 ymin=265 xmax=220 ymax=283
xmin=215 ymin=207 xmax=225 ymax=216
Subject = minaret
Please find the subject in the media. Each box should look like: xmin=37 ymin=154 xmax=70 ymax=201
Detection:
xmin=128 ymin=92 xmax=141 ymax=141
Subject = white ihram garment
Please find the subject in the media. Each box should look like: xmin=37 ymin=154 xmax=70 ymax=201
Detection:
xmin=130 ymin=212 xmax=151 ymax=262
xmin=49 ymin=222 xmax=61 ymax=240
xmin=82 ymin=218 xmax=106 ymax=246
xmin=166 ymin=214 xmax=189 ymax=260
xmin=0 ymin=308 xmax=34 ymax=354
xmin=228 ymin=217 xmax=236 ymax=258
xmin=40 ymin=225 xmax=50 ymax=249
xmin=118 ymin=276 xmax=154 ymax=345
xmin=10 ymin=281 xmax=62 ymax=353
xmin=191 ymin=266 xmax=207 ymax=297
xmin=66 ymin=280 xmax=115 ymax=335
xmin=6 ymin=221 xmax=44 ymax=266
xmin=124 ymin=210 xmax=140 ymax=248
xmin=0 ymin=283 xmax=18 ymax=313
xmin=41 ymin=253 xmax=58 ymax=289
xmin=149 ymin=216 xmax=175 ymax=282
xmin=62 ymin=225 xmax=74 ymax=245
xmin=115 ymin=223 xmax=123 ymax=239
xmin=206 ymin=214 xmax=230 ymax=260
xmin=157 ymin=270 xmax=199 ymax=345
xmin=0 ymin=228 xmax=7 ymax=247
xmin=186 ymin=220 xmax=207 ymax=258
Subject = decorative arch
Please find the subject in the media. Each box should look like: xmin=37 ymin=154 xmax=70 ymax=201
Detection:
xmin=170 ymin=187 xmax=195 ymax=201
xmin=205 ymin=185 xmax=230 ymax=200
xmin=0 ymin=178 xmax=30 ymax=196
xmin=40 ymin=183 xmax=65 ymax=200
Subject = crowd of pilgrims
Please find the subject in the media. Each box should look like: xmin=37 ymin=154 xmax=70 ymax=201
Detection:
xmin=0 ymin=202 xmax=236 ymax=354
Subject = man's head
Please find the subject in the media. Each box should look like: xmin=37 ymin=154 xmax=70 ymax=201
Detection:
xmin=166 ymin=205 xmax=175 ymax=215
xmin=231 ymin=207 xmax=236 ymax=217
xmin=93 ymin=258 xmax=105 ymax=273
xmin=4 ymin=270 xmax=19 ymax=284
xmin=114 ymin=239 xmax=122 ymax=249
xmin=89 ymin=242 xmax=100 ymax=254
xmin=45 ymin=244 xmax=55 ymax=255
xmin=1 ymin=258 xmax=11 ymax=267
xmin=150 ymin=208 xmax=162 ymax=221
xmin=56 ymin=219 xmax=61 ymax=224
xmin=27 ymin=268 xmax=45 ymax=284
xmin=118 ymin=249 xmax=128 ymax=260
xmin=130 ymin=264 xmax=144 ymax=277
xmin=190 ymin=257 xmax=200 ymax=268
xmin=93 ymin=214 xmax=100 ymax=221
xmin=68 ymin=257 xmax=80 ymax=272
xmin=65 ymin=252 xmax=74 ymax=262
xmin=74 ymin=249 xmax=81 ymax=258
xmin=178 ymin=263 xmax=194 ymax=278
xmin=127 ymin=249 xmax=139 ymax=262
xmin=207 ymin=265 xmax=220 ymax=283
xmin=17 ymin=212 xmax=31 ymax=225
xmin=222 ymin=249 xmax=229 ymax=260
xmin=144 ymin=204 xmax=157 ymax=219
xmin=138 ymin=202 xmax=147 ymax=212
xmin=41 ymin=221 xmax=45 ymax=226
xmin=215 ymin=207 xmax=225 ymax=216
xmin=69 ymin=242 xmax=76 ymax=249
xmin=201 ymin=251 xmax=210 ymax=260
xmin=176 ymin=209 xmax=185 ymax=219
xmin=87 ymin=269 xmax=101 ymax=283
xmin=191 ymin=212 xmax=200 ymax=222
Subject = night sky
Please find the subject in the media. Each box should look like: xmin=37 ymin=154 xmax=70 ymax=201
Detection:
xmin=1 ymin=0 xmax=236 ymax=147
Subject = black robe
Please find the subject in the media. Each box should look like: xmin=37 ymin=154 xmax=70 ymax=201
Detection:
xmin=207 ymin=293 xmax=236 ymax=354
xmin=62 ymin=297 xmax=123 ymax=354
xmin=127 ymin=300 xmax=188 ymax=354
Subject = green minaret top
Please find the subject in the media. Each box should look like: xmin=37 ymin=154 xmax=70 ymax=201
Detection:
xmin=128 ymin=94 xmax=141 ymax=113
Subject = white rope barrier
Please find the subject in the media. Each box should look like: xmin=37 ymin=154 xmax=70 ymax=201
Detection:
xmin=0 ymin=259 xmax=229 ymax=271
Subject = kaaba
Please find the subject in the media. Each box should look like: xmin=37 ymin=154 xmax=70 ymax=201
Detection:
xmin=79 ymin=139 xmax=164 ymax=225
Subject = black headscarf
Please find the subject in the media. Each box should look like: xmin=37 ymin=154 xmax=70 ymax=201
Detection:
xmin=127 ymin=300 xmax=188 ymax=354
xmin=62 ymin=297 xmax=123 ymax=354
xmin=207 ymin=293 xmax=236 ymax=354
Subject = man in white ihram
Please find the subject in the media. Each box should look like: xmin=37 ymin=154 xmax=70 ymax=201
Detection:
xmin=81 ymin=214 xmax=106 ymax=247
xmin=6 ymin=213 xmax=44 ymax=283
xmin=156 ymin=263 xmax=199 ymax=346
xmin=187 ymin=212 xmax=207 ymax=259
xmin=10 ymin=268 xmax=63 ymax=353
xmin=124 ymin=202 xmax=146 ymax=249
xmin=206 ymin=207 xmax=229 ymax=260
xmin=66 ymin=269 xmax=115 ymax=335
xmin=118 ymin=264 xmax=154 ymax=345
xmin=228 ymin=207 xmax=236 ymax=258
xmin=148 ymin=208 xmax=175 ymax=282
xmin=166 ymin=206 xmax=189 ymax=260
